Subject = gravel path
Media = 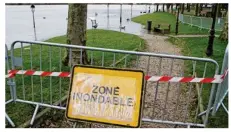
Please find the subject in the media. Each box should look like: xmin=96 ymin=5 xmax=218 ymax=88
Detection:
xmin=137 ymin=34 xmax=194 ymax=128
xmin=34 ymin=34 xmax=196 ymax=128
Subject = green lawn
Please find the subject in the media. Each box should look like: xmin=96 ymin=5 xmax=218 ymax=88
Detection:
xmin=168 ymin=37 xmax=228 ymax=128
xmin=132 ymin=12 xmax=209 ymax=35
xmin=5 ymin=29 xmax=145 ymax=127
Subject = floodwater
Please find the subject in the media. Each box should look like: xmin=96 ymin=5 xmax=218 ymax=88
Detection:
xmin=5 ymin=4 xmax=161 ymax=48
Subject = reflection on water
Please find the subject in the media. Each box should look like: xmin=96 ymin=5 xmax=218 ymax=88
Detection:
xmin=6 ymin=4 xmax=164 ymax=48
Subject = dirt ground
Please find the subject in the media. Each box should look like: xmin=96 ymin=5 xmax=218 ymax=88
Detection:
xmin=32 ymin=34 xmax=197 ymax=128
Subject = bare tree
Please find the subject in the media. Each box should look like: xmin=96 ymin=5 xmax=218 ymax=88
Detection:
xmin=63 ymin=4 xmax=89 ymax=66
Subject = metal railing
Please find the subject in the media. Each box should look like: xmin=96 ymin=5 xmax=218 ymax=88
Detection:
xmin=6 ymin=40 xmax=220 ymax=128
xmin=212 ymin=44 xmax=229 ymax=115
xmin=5 ymin=44 xmax=15 ymax=127
xmin=179 ymin=14 xmax=224 ymax=31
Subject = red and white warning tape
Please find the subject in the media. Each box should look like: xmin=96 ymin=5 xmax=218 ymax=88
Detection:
xmin=6 ymin=70 xmax=71 ymax=78
xmin=6 ymin=69 xmax=228 ymax=84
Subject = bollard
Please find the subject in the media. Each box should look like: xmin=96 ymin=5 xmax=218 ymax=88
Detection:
xmin=147 ymin=20 xmax=152 ymax=31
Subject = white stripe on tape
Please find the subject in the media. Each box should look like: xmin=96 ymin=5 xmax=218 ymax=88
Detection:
xmin=169 ymin=77 xmax=183 ymax=82
xmin=190 ymin=78 xmax=203 ymax=83
xmin=33 ymin=71 xmax=43 ymax=76
xmin=148 ymin=76 xmax=161 ymax=81
xmin=50 ymin=72 xmax=61 ymax=76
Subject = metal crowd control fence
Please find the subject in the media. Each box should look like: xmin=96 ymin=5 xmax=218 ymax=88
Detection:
xmin=179 ymin=14 xmax=224 ymax=31
xmin=212 ymin=44 xmax=229 ymax=115
xmin=5 ymin=44 xmax=15 ymax=127
xmin=6 ymin=40 xmax=220 ymax=128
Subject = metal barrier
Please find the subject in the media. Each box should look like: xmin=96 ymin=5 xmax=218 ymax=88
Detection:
xmin=6 ymin=40 xmax=220 ymax=128
xmin=5 ymin=44 xmax=15 ymax=127
xmin=212 ymin=44 xmax=229 ymax=115
xmin=179 ymin=14 xmax=224 ymax=31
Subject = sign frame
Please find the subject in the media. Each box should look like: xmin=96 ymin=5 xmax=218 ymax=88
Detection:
xmin=65 ymin=65 xmax=145 ymax=128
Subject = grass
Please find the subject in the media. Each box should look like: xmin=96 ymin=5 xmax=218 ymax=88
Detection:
xmin=132 ymin=12 xmax=209 ymax=35
xmin=5 ymin=29 xmax=145 ymax=127
xmin=168 ymin=37 xmax=228 ymax=128
xmin=132 ymin=12 xmax=223 ymax=35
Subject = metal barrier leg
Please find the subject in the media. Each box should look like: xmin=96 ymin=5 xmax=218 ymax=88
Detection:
xmin=204 ymin=83 xmax=217 ymax=126
xmin=30 ymin=104 xmax=40 ymax=126
xmin=5 ymin=113 xmax=15 ymax=127
xmin=221 ymin=103 xmax=228 ymax=115
xmin=198 ymin=107 xmax=213 ymax=117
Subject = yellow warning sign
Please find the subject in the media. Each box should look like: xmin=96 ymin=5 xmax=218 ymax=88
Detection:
xmin=66 ymin=65 xmax=144 ymax=127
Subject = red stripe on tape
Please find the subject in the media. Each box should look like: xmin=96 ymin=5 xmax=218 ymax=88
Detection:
xmin=8 ymin=73 xmax=15 ymax=78
xmin=59 ymin=72 xmax=70 ymax=77
xmin=145 ymin=75 xmax=151 ymax=80
xmin=8 ymin=70 xmax=19 ymax=74
xmin=159 ymin=76 xmax=172 ymax=82
xmin=221 ymin=69 xmax=228 ymax=79
xmin=180 ymin=77 xmax=194 ymax=82
xmin=25 ymin=70 xmax=35 ymax=75
xmin=200 ymin=78 xmax=215 ymax=83
xmin=41 ymin=72 xmax=52 ymax=77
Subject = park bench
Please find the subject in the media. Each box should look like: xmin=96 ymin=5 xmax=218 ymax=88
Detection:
xmin=153 ymin=24 xmax=171 ymax=34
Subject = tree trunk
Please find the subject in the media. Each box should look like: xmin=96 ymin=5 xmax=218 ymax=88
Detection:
xmin=63 ymin=4 xmax=89 ymax=66
xmin=162 ymin=4 xmax=165 ymax=12
xmin=166 ymin=4 xmax=171 ymax=12
xmin=219 ymin=12 xmax=228 ymax=41
xmin=216 ymin=4 xmax=221 ymax=17
xmin=199 ymin=4 xmax=203 ymax=13
xmin=181 ymin=4 xmax=184 ymax=14
xmin=205 ymin=3 xmax=207 ymax=8
xmin=156 ymin=4 xmax=159 ymax=12
xmin=195 ymin=4 xmax=199 ymax=16
xmin=187 ymin=3 xmax=191 ymax=12
xmin=171 ymin=4 xmax=173 ymax=13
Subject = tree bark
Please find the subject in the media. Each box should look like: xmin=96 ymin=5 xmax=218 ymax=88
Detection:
xmin=63 ymin=4 xmax=89 ymax=66
xmin=166 ymin=4 xmax=171 ymax=12
xmin=187 ymin=3 xmax=191 ymax=12
xmin=156 ymin=4 xmax=159 ymax=12
xmin=199 ymin=3 xmax=203 ymax=13
xmin=181 ymin=4 xmax=184 ymax=14
xmin=171 ymin=4 xmax=173 ymax=13
xmin=195 ymin=4 xmax=199 ymax=16
xmin=219 ymin=12 xmax=228 ymax=41
xmin=204 ymin=3 xmax=207 ymax=8
xmin=162 ymin=4 xmax=165 ymax=12
xmin=216 ymin=4 xmax=221 ymax=17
